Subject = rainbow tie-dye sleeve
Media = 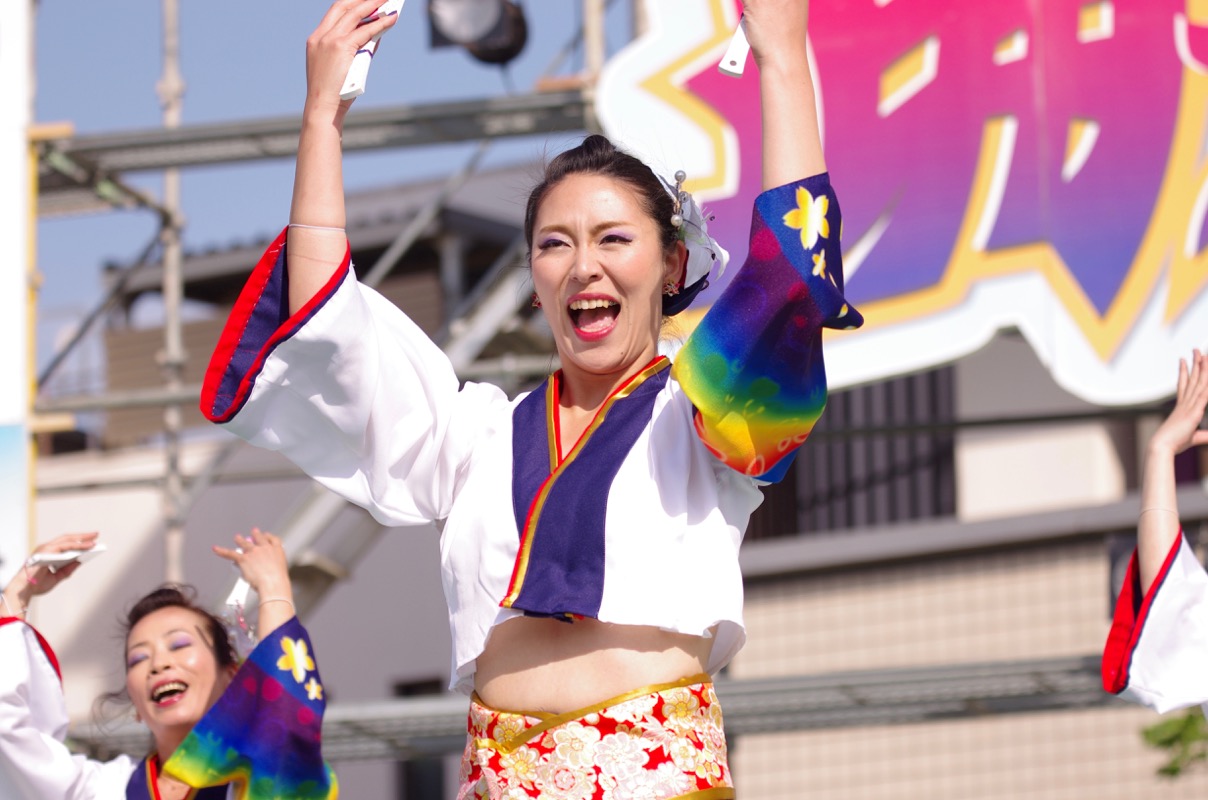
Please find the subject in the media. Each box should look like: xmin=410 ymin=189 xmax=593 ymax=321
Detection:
xmin=163 ymin=617 xmax=337 ymax=800
xmin=672 ymin=173 xmax=863 ymax=481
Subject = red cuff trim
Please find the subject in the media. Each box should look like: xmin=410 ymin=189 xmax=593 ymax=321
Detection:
xmin=200 ymin=227 xmax=351 ymax=423
xmin=0 ymin=617 xmax=63 ymax=683
xmin=1102 ymin=529 xmax=1184 ymax=694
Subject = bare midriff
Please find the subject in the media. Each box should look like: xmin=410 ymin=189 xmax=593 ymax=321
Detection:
xmin=474 ymin=616 xmax=713 ymax=715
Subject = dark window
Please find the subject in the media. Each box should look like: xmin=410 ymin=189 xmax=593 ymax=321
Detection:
xmin=393 ymin=678 xmax=446 ymax=800
xmin=1174 ymin=445 xmax=1204 ymax=486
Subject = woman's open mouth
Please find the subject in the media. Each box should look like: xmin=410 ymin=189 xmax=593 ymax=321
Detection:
xmin=151 ymin=681 xmax=189 ymax=707
xmin=568 ymin=298 xmax=619 ymax=339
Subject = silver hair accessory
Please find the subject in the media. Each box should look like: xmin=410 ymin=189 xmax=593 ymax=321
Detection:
xmin=661 ymin=170 xmax=730 ymax=315
xmin=670 ymin=170 xmax=687 ymax=229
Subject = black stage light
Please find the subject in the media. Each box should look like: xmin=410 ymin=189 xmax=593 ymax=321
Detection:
xmin=428 ymin=0 xmax=528 ymax=66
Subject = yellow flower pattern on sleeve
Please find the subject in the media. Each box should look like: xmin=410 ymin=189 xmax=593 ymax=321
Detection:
xmin=277 ymin=636 xmax=316 ymax=684
xmin=782 ymin=186 xmax=830 ymax=250
xmin=811 ymin=250 xmax=827 ymax=281
xmin=306 ymin=677 xmax=324 ymax=701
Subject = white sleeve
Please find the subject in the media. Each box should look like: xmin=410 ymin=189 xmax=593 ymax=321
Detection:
xmin=199 ymin=233 xmax=508 ymax=526
xmin=0 ymin=620 xmax=137 ymax=799
xmin=1103 ymin=533 xmax=1208 ymax=713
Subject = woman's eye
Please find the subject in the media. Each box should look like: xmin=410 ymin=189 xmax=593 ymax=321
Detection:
xmin=126 ymin=653 xmax=148 ymax=669
xmin=538 ymin=238 xmax=567 ymax=250
xmin=601 ymin=234 xmax=631 ymax=245
xmin=170 ymin=639 xmax=193 ymax=651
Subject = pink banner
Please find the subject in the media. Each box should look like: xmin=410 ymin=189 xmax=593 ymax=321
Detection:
xmin=599 ymin=0 xmax=1208 ymax=404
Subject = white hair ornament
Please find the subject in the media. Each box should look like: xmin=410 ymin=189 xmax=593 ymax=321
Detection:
xmin=662 ymin=170 xmax=729 ymax=315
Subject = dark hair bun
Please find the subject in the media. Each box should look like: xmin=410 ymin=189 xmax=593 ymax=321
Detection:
xmin=524 ymin=134 xmax=678 ymax=258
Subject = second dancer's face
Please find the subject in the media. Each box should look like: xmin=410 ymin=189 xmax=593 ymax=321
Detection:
xmin=125 ymin=606 xmax=235 ymax=751
xmin=530 ymin=173 xmax=682 ymax=387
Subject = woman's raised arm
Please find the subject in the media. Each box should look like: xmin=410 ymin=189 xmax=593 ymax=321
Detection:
xmin=1138 ymin=349 xmax=1208 ymax=591
xmin=285 ymin=0 xmax=398 ymax=314
xmin=742 ymin=0 xmax=826 ymax=189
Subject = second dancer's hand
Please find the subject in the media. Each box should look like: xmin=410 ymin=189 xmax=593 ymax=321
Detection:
xmin=214 ymin=528 xmax=296 ymax=636
xmin=1150 ymin=349 xmax=1208 ymax=460
xmin=1 ymin=531 xmax=100 ymax=619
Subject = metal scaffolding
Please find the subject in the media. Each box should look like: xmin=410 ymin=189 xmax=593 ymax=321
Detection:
xmin=34 ymin=90 xmax=589 ymax=217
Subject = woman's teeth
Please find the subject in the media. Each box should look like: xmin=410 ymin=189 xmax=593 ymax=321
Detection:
xmin=568 ymin=299 xmax=617 ymax=311
xmin=152 ymin=682 xmax=188 ymax=703
xmin=568 ymin=299 xmax=619 ymax=333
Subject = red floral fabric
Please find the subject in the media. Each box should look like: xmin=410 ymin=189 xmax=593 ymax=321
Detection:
xmin=458 ymin=676 xmax=734 ymax=800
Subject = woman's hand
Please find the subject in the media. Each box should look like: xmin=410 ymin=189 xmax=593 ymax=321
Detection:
xmin=214 ymin=529 xmax=296 ymax=635
xmin=1 ymin=532 xmax=100 ymax=619
xmin=304 ymin=0 xmax=399 ymax=118
xmin=741 ymin=0 xmax=810 ymax=71
xmin=1150 ymin=349 xmax=1208 ymax=459
xmin=214 ymin=528 xmax=292 ymax=599
xmin=742 ymin=0 xmax=826 ymax=186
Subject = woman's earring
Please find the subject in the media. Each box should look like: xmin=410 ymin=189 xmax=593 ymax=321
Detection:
xmin=531 ymin=293 xmax=542 ymax=309
xmin=663 ymin=279 xmax=681 ymax=297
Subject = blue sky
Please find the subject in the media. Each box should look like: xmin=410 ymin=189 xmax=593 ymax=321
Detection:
xmin=34 ymin=0 xmax=627 ymax=373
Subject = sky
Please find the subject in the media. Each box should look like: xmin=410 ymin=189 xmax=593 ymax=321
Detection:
xmin=33 ymin=0 xmax=631 ymax=380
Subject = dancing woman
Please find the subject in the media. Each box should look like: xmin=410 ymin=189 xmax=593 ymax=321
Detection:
xmin=0 ymin=529 xmax=335 ymax=799
xmin=201 ymin=0 xmax=861 ymax=795
xmin=1103 ymin=350 xmax=1208 ymax=713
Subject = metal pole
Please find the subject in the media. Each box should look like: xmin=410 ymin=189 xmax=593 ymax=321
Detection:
xmin=439 ymin=233 xmax=464 ymax=321
xmin=582 ymin=0 xmax=605 ymax=132
xmin=632 ymin=0 xmax=648 ymax=38
xmin=583 ymin=0 xmax=605 ymax=78
xmin=12 ymin=0 xmax=37 ymax=580
xmin=158 ymin=0 xmax=187 ymax=584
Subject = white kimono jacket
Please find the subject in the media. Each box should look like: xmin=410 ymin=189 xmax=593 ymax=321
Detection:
xmin=0 ymin=619 xmax=137 ymax=798
xmin=201 ymin=176 xmax=862 ymax=694
xmin=1103 ymin=530 xmax=1208 ymax=714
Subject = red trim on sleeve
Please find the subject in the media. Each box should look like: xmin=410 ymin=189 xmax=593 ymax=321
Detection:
xmin=1102 ymin=529 xmax=1184 ymax=694
xmin=200 ymin=227 xmax=351 ymax=423
xmin=0 ymin=617 xmax=63 ymax=683
xmin=200 ymin=227 xmax=288 ymax=420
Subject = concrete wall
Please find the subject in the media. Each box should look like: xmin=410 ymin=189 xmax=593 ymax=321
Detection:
xmin=953 ymin=333 xmax=1131 ymax=521
xmin=733 ymin=541 xmax=1109 ymax=680
xmin=732 ymin=705 xmax=1208 ymax=799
